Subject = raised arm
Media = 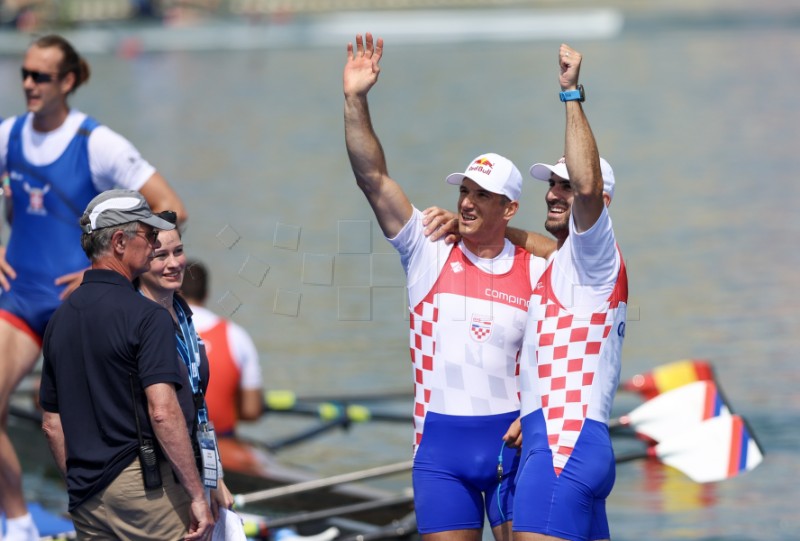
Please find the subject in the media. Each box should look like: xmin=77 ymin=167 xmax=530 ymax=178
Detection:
xmin=343 ymin=33 xmax=412 ymax=238
xmin=559 ymin=44 xmax=605 ymax=233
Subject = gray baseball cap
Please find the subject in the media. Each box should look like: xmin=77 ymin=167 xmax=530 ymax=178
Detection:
xmin=80 ymin=189 xmax=176 ymax=234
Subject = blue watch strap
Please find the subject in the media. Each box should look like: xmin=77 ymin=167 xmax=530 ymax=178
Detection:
xmin=559 ymin=84 xmax=585 ymax=102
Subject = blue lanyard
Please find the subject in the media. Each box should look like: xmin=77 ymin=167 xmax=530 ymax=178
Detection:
xmin=174 ymin=300 xmax=209 ymax=426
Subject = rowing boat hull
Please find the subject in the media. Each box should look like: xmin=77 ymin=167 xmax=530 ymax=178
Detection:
xmin=9 ymin=408 xmax=416 ymax=539
xmin=218 ymin=437 xmax=416 ymax=536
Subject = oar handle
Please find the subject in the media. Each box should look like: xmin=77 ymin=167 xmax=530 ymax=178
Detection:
xmin=265 ymin=389 xmax=411 ymax=406
xmin=234 ymin=460 xmax=414 ymax=507
xmin=266 ymin=417 xmax=352 ymax=452
xmin=264 ymin=393 xmax=412 ymax=423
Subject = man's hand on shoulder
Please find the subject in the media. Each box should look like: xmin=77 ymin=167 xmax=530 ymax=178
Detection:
xmin=422 ymin=206 xmax=459 ymax=244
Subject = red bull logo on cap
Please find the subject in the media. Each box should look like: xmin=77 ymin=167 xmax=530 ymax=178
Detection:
xmin=467 ymin=157 xmax=494 ymax=176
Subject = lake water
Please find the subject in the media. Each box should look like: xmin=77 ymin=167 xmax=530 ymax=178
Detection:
xmin=1 ymin=4 xmax=799 ymax=540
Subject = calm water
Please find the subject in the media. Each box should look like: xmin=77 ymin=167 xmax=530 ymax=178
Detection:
xmin=1 ymin=6 xmax=799 ymax=540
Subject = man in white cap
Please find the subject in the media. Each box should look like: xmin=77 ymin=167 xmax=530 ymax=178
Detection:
xmin=344 ymin=33 xmax=549 ymax=541
xmin=39 ymin=189 xmax=214 ymax=540
xmin=512 ymin=44 xmax=628 ymax=541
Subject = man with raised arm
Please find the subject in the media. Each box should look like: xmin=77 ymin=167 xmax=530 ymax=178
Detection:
xmin=343 ymin=33 xmax=548 ymax=541
xmin=512 ymin=44 xmax=628 ymax=541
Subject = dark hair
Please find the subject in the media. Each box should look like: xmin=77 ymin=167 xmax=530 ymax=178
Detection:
xmin=156 ymin=210 xmax=182 ymax=238
xmin=32 ymin=34 xmax=90 ymax=94
xmin=156 ymin=210 xmax=178 ymax=225
xmin=181 ymin=259 xmax=208 ymax=303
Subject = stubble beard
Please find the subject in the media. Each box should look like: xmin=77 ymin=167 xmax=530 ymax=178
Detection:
xmin=545 ymin=217 xmax=569 ymax=242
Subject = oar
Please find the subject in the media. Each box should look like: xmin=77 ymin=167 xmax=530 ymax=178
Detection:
xmin=265 ymin=395 xmax=412 ymax=424
xmin=609 ymin=380 xmax=731 ymax=443
xmin=265 ymin=389 xmax=411 ymax=407
xmin=620 ymin=358 xmax=715 ymax=400
xmin=616 ymin=414 xmax=764 ymax=483
xmin=234 ymin=460 xmax=414 ymax=507
xmin=264 ymin=359 xmax=716 ymax=422
xmin=9 ymin=404 xmax=42 ymax=424
xmin=276 ymin=378 xmax=732 ymax=436
xmin=263 ymin=417 xmax=355 ymax=452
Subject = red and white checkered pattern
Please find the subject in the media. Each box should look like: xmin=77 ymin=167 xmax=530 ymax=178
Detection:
xmin=535 ymin=301 xmax=611 ymax=473
xmin=410 ymin=301 xmax=438 ymax=448
xmin=406 ymin=244 xmax=537 ymax=454
xmin=518 ymin=252 xmax=628 ymax=475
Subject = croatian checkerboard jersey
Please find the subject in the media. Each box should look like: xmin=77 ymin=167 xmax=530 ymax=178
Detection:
xmin=514 ymin=205 xmax=627 ymax=540
xmin=391 ymin=208 xmax=546 ymax=451
xmin=390 ymin=207 xmax=547 ymax=533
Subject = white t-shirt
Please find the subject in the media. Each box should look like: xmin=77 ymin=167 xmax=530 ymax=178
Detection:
xmin=0 ymin=110 xmax=155 ymax=192
xmin=548 ymin=205 xmax=620 ymax=316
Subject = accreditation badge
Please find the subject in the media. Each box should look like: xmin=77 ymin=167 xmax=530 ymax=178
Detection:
xmin=197 ymin=422 xmax=219 ymax=489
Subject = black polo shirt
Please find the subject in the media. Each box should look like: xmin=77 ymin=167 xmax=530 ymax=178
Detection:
xmin=40 ymin=269 xmax=187 ymax=511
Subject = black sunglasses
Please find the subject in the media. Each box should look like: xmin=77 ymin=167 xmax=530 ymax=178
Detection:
xmin=135 ymin=229 xmax=159 ymax=245
xmin=21 ymin=68 xmax=59 ymax=84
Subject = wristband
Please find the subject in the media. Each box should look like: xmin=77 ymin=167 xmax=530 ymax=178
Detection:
xmin=559 ymin=84 xmax=585 ymax=102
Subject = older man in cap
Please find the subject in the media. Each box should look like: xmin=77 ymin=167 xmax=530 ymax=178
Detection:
xmin=39 ymin=189 xmax=213 ymax=540
xmin=343 ymin=33 xmax=552 ymax=541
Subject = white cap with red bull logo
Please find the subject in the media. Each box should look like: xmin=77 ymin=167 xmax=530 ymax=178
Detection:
xmin=445 ymin=152 xmax=523 ymax=201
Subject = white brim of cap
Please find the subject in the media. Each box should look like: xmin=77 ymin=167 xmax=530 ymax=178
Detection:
xmin=445 ymin=172 xmax=467 ymax=185
xmin=530 ymin=162 xmax=569 ymax=181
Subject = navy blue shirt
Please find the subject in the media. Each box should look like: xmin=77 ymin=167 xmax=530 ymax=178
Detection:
xmin=40 ymin=269 xmax=187 ymax=511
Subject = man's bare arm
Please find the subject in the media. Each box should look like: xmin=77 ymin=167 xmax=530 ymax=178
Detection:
xmin=343 ymin=33 xmax=412 ymax=238
xmin=559 ymin=44 xmax=605 ymax=233
xmin=145 ymin=383 xmax=213 ymax=539
xmin=505 ymin=226 xmax=557 ymax=259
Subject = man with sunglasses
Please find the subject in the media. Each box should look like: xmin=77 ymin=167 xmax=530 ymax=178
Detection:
xmin=0 ymin=35 xmax=187 ymax=540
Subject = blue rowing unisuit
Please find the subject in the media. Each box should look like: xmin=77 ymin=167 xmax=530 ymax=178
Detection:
xmin=0 ymin=115 xmax=100 ymax=337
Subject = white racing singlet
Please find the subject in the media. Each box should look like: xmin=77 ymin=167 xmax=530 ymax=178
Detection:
xmin=518 ymin=206 xmax=628 ymax=474
xmin=389 ymin=208 xmax=546 ymax=452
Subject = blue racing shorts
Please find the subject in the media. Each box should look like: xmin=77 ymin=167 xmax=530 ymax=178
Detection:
xmin=0 ymin=278 xmax=62 ymax=343
xmin=413 ymin=410 xmax=520 ymax=534
xmin=513 ymin=410 xmax=615 ymax=541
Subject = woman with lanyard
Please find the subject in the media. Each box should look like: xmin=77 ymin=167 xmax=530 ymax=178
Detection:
xmin=136 ymin=210 xmax=234 ymax=517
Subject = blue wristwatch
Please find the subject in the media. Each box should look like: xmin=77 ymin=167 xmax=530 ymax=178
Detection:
xmin=559 ymin=84 xmax=585 ymax=102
